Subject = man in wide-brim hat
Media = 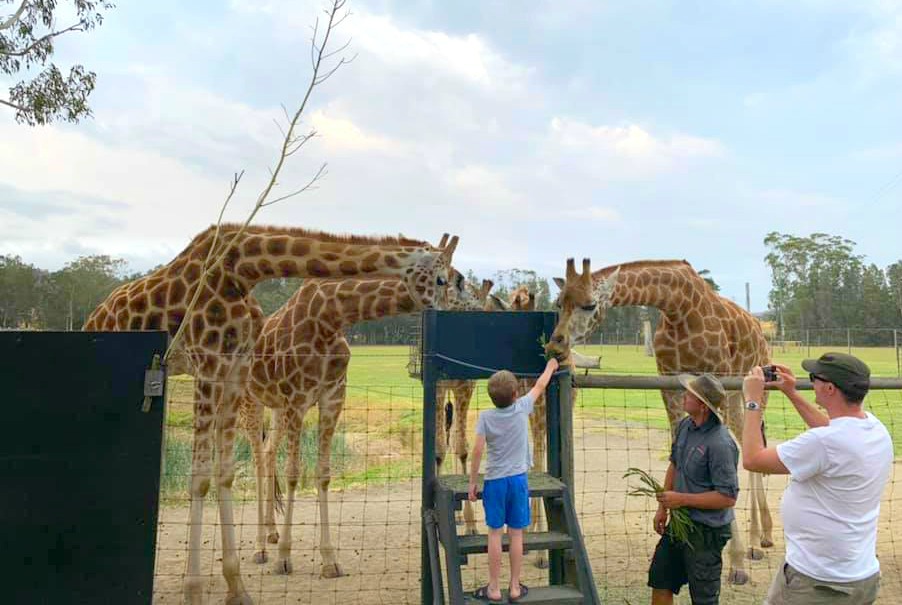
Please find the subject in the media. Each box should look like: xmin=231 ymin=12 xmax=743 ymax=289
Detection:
xmin=647 ymin=372 xmax=739 ymax=605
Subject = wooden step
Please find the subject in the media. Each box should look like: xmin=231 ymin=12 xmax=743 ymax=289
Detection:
xmin=436 ymin=472 xmax=566 ymax=501
xmin=457 ymin=530 xmax=573 ymax=556
xmin=463 ymin=585 xmax=584 ymax=604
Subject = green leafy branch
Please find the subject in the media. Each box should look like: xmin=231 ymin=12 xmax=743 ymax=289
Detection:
xmin=623 ymin=467 xmax=697 ymax=548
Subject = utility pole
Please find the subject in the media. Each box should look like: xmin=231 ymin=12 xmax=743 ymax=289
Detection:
xmin=745 ymin=282 xmax=751 ymax=312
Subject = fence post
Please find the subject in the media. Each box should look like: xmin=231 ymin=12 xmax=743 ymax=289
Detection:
xmin=421 ymin=311 xmax=438 ymax=605
xmin=847 ymin=328 xmax=852 ymax=354
xmin=806 ymin=330 xmax=810 ymax=358
xmin=896 ymin=329 xmax=900 ymax=378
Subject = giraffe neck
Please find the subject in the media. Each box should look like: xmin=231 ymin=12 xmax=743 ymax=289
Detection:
xmin=180 ymin=224 xmax=437 ymax=291
xmin=599 ymin=261 xmax=703 ymax=320
xmin=325 ymin=278 xmax=418 ymax=329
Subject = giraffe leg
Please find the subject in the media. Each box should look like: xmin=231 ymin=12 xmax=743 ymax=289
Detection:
xmin=757 ymin=472 xmax=774 ymax=548
xmin=716 ymin=391 xmax=750 ymax=585
xmin=184 ymin=380 xmax=215 ymax=605
xmin=747 ymin=470 xmax=764 ymax=560
xmin=453 ymin=382 xmax=478 ymax=535
xmin=435 ymin=383 xmax=449 ymax=471
xmin=216 ymin=378 xmax=253 ymax=604
xmin=240 ymin=397 xmax=269 ymax=564
xmin=275 ymin=406 xmax=303 ymax=575
xmin=264 ymin=409 xmax=283 ymax=546
xmin=316 ymin=382 xmax=346 ymax=578
xmin=530 ymin=390 xmax=548 ymax=569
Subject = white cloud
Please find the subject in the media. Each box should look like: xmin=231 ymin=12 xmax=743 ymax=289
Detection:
xmin=443 ymin=164 xmax=521 ymax=210
xmin=559 ymin=206 xmax=621 ymax=222
xmin=309 ymin=110 xmax=408 ymax=156
xmin=755 ymin=188 xmax=843 ymax=209
xmin=544 ymin=117 xmax=725 ymax=180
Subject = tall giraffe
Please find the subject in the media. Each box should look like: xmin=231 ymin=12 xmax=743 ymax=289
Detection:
xmin=84 ymin=224 xmax=458 ymax=604
xmin=545 ymin=258 xmax=772 ymax=585
xmin=238 ymin=274 xmax=455 ymax=576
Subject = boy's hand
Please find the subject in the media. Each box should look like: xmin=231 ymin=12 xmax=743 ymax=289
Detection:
xmin=655 ymin=491 xmax=685 ymax=509
xmin=468 ymin=482 xmax=477 ymax=502
xmin=546 ymin=358 xmax=560 ymax=373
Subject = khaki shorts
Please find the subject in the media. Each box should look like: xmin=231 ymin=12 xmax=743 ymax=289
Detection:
xmin=764 ymin=560 xmax=880 ymax=605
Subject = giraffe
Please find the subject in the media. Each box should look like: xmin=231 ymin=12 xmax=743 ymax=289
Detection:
xmin=83 ymin=224 xmax=458 ymax=604
xmin=545 ymin=258 xmax=773 ymax=585
xmin=238 ymin=273 xmax=455 ymax=576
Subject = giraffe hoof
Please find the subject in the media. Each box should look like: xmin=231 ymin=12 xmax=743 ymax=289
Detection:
xmin=321 ymin=563 xmax=344 ymax=578
xmin=267 ymin=531 xmax=279 ymax=544
xmin=274 ymin=559 xmax=293 ymax=575
xmin=253 ymin=551 xmax=267 ymax=564
xmin=748 ymin=547 xmax=765 ymax=561
xmin=728 ymin=569 xmax=749 ymax=585
xmin=761 ymin=538 xmax=774 ymax=548
xmin=225 ymin=592 xmax=254 ymax=605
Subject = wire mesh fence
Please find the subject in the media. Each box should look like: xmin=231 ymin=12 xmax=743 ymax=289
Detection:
xmin=151 ymin=345 xmax=902 ymax=604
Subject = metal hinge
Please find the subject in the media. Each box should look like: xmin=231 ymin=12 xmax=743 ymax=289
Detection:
xmin=142 ymin=353 xmax=164 ymax=412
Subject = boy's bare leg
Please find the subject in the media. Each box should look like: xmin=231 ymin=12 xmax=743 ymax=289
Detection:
xmin=651 ymin=588 xmax=674 ymax=605
xmin=487 ymin=528 xmax=503 ymax=600
xmin=508 ymin=528 xmax=524 ymax=599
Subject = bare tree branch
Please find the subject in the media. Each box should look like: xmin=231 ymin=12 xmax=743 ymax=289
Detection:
xmin=261 ymin=164 xmax=328 ymax=207
xmin=3 ymin=22 xmax=86 ymax=57
xmin=0 ymin=0 xmax=29 ymax=32
xmin=164 ymin=0 xmax=354 ymax=362
xmin=0 ymin=97 xmax=27 ymax=112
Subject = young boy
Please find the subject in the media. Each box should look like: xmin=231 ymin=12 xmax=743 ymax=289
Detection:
xmin=467 ymin=357 xmax=560 ymax=603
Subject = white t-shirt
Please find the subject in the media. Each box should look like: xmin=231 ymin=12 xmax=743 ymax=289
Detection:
xmin=475 ymin=392 xmax=535 ymax=481
xmin=777 ymin=412 xmax=893 ymax=582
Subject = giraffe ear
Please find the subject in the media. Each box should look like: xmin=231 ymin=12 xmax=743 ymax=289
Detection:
xmin=553 ymin=277 xmax=565 ymax=289
xmin=438 ymin=233 xmax=449 ymax=248
xmin=488 ymin=294 xmax=509 ymax=311
xmin=480 ymin=279 xmax=494 ymax=298
xmin=440 ymin=235 xmax=459 ymax=260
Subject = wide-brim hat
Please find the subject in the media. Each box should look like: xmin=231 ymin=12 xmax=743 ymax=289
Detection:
xmin=678 ymin=373 xmax=726 ymax=418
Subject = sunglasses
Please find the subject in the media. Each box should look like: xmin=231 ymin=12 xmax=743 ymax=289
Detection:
xmin=809 ymin=373 xmax=832 ymax=385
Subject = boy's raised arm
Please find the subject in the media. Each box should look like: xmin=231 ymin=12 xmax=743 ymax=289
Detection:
xmin=528 ymin=358 xmax=560 ymax=401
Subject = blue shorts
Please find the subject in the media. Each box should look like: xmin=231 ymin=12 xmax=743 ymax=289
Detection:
xmin=482 ymin=472 xmax=530 ymax=530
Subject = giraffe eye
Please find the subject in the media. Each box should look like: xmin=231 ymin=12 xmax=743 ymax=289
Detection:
xmin=581 ymin=303 xmax=597 ymax=312
xmin=437 ymin=277 xmax=447 ymax=287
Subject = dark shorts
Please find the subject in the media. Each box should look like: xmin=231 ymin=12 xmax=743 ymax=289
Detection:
xmin=482 ymin=472 xmax=530 ymax=529
xmin=648 ymin=522 xmax=732 ymax=605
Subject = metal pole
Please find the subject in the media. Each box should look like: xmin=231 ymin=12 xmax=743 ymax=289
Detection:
xmin=895 ymin=329 xmax=900 ymax=378
xmin=847 ymin=328 xmax=852 ymax=354
xmin=806 ymin=329 xmax=810 ymax=358
xmin=421 ymin=311 xmax=438 ymax=605
xmin=745 ymin=282 xmax=751 ymax=312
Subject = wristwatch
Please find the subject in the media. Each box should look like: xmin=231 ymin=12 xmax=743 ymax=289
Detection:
xmin=745 ymin=401 xmax=761 ymax=411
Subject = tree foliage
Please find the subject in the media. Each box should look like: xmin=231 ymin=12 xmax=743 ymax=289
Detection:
xmin=1 ymin=0 xmax=114 ymax=125
xmin=764 ymin=232 xmax=901 ymax=344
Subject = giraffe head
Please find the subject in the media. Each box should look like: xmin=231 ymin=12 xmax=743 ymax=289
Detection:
xmin=546 ymin=258 xmax=619 ymax=361
xmin=509 ymin=286 xmax=536 ymax=311
xmin=416 ymin=235 xmax=459 ymax=309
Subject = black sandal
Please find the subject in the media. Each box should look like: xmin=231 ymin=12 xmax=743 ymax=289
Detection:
xmin=509 ymin=583 xmax=529 ymax=603
xmin=473 ymin=584 xmax=504 ymax=603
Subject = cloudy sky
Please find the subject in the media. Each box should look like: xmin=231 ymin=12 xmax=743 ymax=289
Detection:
xmin=2 ymin=0 xmax=902 ymax=311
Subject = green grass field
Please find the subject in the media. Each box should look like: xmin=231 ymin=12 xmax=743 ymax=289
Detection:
xmin=161 ymin=344 xmax=902 ymax=500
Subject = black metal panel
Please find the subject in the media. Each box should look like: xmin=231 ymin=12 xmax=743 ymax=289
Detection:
xmin=0 ymin=331 xmax=168 ymax=605
xmin=421 ymin=309 xmax=558 ymax=380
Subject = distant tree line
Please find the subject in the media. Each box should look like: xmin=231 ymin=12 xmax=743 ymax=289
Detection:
xmin=4 ymin=233 xmax=900 ymax=345
xmin=764 ymin=232 xmax=902 ymax=346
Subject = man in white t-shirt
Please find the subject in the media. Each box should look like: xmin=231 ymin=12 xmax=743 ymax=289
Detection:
xmin=741 ymin=352 xmax=893 ymax=604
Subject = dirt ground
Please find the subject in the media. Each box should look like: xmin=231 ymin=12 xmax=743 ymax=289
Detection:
xmin=152 ymin=417 xmax=902 ymax=604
